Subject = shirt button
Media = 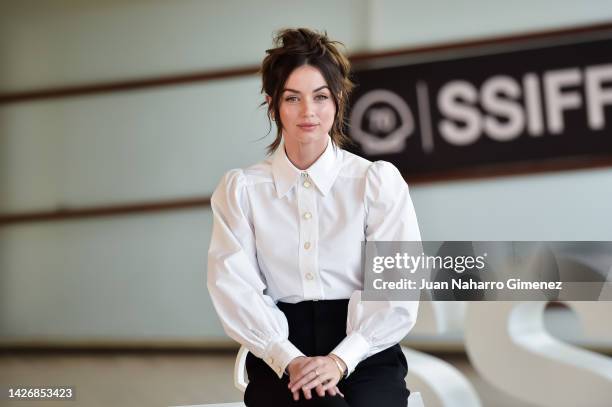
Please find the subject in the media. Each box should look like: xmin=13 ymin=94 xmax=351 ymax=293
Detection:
xmin=304 ymin=242 xmax=311 ymax=250
xmin=305 ymin=272 xmax=314 ymax=280
xmin=303 ymin=212 xmax=312 ymax=220
xmin=303 ymin=180 xmax=311 ymax=188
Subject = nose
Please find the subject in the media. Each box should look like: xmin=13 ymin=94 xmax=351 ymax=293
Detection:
xmin=301 ymin=98 xmax=315 ymax=117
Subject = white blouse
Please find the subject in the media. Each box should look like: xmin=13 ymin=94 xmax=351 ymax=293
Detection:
xmin=207 ymin=137 xmax=421 ymax=379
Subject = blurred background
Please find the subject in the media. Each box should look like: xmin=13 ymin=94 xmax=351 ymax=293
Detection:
xmin=1 ymin=1 xmax=611 ymax=406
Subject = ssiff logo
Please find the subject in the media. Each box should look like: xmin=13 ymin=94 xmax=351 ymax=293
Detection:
xmin=349 ymin=89 xmax=415 ymax=155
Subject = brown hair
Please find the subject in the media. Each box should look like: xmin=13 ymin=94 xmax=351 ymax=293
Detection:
xmin=260 ymin=28 xmax=354 ymax=155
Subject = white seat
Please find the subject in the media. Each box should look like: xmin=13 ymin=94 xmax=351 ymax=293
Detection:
xmin=234 ymin=345 xmax=249 ymax=393
xmin=402 ymin=346 xmax=480 ymax=407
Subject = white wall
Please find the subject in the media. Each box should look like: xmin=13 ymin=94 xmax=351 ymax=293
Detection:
xmin=1 ymin=0 xmax=611 ymax=344
xmin=368 ymin=0 xmax=612 ymax=49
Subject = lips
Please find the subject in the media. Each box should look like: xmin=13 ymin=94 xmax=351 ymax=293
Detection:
xmin=298 ymin=123 xmax=319 ymax=130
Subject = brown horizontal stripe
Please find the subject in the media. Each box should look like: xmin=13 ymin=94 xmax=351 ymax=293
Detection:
xmin=0 ymin=197 xmax=210 ymax=225
xmin=2 ymin=22 xmax=612 ymax=104
xmin=349 ymin=21 xmax=612 ymax=63
xmin=0 ymin=66 xmax=260 ymax=104
xmin=1 ymin=155 xmax=611 ymax=225
xmin=1 ymin=339 xmax=610 ymax=356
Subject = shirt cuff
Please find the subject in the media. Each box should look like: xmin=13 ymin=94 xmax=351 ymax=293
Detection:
xmin=263 ymin=339 xmax=305 ymax=379
xmin=330 ymin=332 xmax=371 ymax=377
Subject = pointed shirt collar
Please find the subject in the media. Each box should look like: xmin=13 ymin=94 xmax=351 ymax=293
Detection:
xmin=271 ymin=137 xmax=341 ymax=198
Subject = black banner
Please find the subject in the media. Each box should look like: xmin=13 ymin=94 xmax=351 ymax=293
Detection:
xmin=347 ymin=34 xmax=612 ymax=177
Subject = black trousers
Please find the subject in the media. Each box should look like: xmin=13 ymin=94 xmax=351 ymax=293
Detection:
xmin=244 ymin=299 xmax=409 ymax=407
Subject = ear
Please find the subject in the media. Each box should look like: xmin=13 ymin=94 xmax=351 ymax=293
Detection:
xmin=265 ymin=95 xmax=275 ymax=120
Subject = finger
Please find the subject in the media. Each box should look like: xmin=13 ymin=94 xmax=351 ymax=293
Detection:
xmin=327 ymin=387 xmax=337 ymax=397
xmin=290 ymin=357 xmax=326 ymax=387
xmin=288 ymin=368 xmax=312 ymax=389
xmin=290 ymin=369 xmax=319 ymax=392
xmin=290 ymin=372 xmax=317 ymax=391
xmin=292 ymin=390 xmax=299 ymax=401
xmin=336 ymin=387 xmax=345 ymax=398
xmin=303 ymin=370 xmax=335 ymax=391
xmin=302 ymin=387 xmax=312 ymax=400
xmin=319 ymin=376 xmax=339 ymax=392
xmin=316 ymin=384 xmax=325 ymax=398
xmin=297 ymin=358 xmax=323 ymax=377
xmin=300 ymin=376 xmax=321 ymax=392
xmin=303 ymin=373 xmax=334 ymax=391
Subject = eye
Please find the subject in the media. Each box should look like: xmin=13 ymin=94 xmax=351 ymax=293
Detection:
xmin=314 ymin=94 xmax=329 ymax=101
xmin=285 ymin=95 xmax=299 ymax=103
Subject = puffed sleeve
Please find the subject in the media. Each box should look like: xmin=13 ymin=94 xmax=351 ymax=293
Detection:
xmin=331 ymin=161 xmax=421 ymax=376
xmin=207 ymin=169 xmax=304 ymax=378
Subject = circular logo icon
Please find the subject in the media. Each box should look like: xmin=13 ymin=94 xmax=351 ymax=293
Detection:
xmin=349 ymin=89 xmax=414 ymax=155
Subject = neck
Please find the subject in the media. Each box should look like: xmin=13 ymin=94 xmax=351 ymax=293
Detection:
xmin=284 ymin=137 xmax=329 ymax=170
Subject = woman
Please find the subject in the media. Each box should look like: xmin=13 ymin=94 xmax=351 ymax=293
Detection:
xmin=207 ymin=28 xmax=421 ymax=407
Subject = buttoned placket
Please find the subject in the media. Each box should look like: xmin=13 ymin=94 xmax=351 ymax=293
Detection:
xmin=297 ymin=171 xmax=322 ymax=300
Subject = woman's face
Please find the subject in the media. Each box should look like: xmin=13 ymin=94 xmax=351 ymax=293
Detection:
xmin=277 ymin=64 xmax=336 ymax=151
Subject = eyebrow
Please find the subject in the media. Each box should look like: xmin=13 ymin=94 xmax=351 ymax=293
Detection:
xmin=282 ymin=86 xmax=330 ymax=94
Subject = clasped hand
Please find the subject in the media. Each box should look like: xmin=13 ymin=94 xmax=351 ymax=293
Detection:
xmin=286 ymin=355 xmax=345 ymax=401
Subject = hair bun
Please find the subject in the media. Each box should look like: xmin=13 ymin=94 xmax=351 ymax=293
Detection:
xmin=274 ymin=28 xmax=329 ymax=58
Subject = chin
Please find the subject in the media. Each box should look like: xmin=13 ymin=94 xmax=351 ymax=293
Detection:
xmin=297 ymin=133 xmax=327 ymax=145
xmin=285 ymin=130 xmax=324 ymax=143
